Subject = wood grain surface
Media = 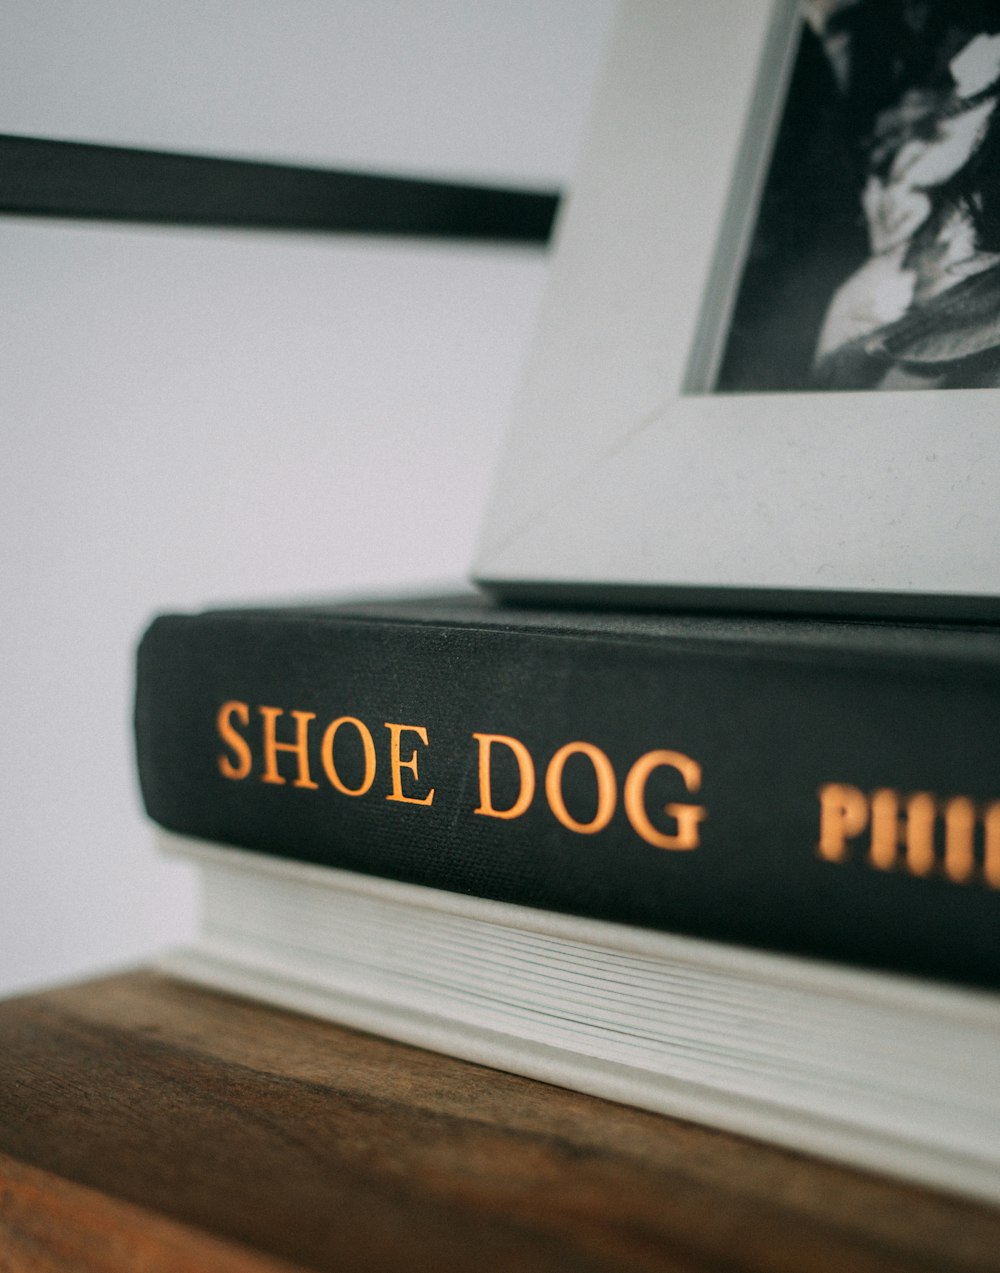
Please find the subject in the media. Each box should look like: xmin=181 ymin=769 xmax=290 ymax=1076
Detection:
xmin=0 ymin=971 xmax=997 ymax=1273
xmin=0 ymin=1151 xmax=304 ymax=1273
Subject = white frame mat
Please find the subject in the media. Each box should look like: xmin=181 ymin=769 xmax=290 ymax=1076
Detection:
xmin=476 ymin=0 xmax=1000 ymax=618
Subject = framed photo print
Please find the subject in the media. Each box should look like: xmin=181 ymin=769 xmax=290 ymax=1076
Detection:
xmin=475 ymin=0 xmax=1000 ymax=618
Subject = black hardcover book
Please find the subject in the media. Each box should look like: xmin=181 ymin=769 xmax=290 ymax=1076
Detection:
xmin=134 ymin=593 xmax=1000 ymax=989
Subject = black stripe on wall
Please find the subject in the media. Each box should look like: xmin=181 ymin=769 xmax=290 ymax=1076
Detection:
xmin=0 ymin=134 xmax=560 ymax=243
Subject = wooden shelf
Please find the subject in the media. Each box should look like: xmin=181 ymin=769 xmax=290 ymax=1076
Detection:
xmin=1 ymin=970 xmax=997 ymax=1272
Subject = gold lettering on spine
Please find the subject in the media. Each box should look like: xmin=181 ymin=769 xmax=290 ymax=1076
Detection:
xmin=868 ymin=790 xmax=937 ymax=874
xmin=259 ymin=707 xmax=319 ymax=788
xmin=545 ymin=742 xmax=616 ymax=835
xmin=217 ymin=700 xmax=252 ymax=780
xmin=943 ymin=797 xmax=976 ymax=884
xmin=816 ymin=783 xmax=868 ymax=862
xmin=321 ymin=716 xmax=376 ymax=796
xmin=868 ymin=789 xmax=903 ymax=870
xmin=384 ymin=723 xmax=434 ymax=806
xmin=903 ymin=792 xmax=936 ymax=877
xmin=819 ymin=785 xmax=1000 ymax=888
xmin=473 ymin=733 xmax=535 ymax=819
xmin=623 ymin=750 xmax=705 ymax=850
xmin=985 ymin=802 xmax=1000 ymax=889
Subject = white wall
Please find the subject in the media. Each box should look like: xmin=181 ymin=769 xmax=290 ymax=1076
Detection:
xmin=0 ymin=2 xmax=616 ymax=996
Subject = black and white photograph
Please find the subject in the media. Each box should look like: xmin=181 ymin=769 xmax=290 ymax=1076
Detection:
xmin=718 ymin=1 xmax=1000 ymax=392
xmin=474 ymin=1 xmax=1000 ymax=613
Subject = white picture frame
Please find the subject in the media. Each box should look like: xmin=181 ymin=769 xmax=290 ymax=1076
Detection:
xmin=475 ymin=0 xmax=1000 ymax=618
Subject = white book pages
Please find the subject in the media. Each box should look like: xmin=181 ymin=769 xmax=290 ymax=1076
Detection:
xmin=158 ymin=830 xmax=1000 ymax=1205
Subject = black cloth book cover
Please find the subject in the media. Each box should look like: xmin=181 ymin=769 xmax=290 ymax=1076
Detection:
xmin=134 ymin=594 xmax=1000 ymax=989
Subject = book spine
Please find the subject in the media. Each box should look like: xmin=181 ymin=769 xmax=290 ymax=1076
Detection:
xmin=134 ymin=612 xmax=1000 ymax=988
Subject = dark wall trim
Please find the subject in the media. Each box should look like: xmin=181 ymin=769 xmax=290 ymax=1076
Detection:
xmin=0 ymin=134 xmax=559 ymax=242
